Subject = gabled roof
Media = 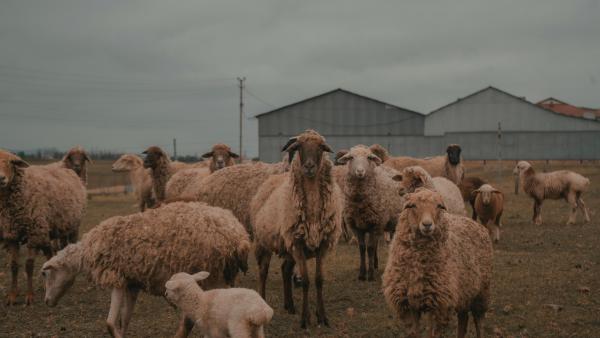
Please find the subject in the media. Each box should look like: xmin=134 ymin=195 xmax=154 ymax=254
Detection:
xmin=428 ymin=86 xmax=600 ymax=123
xmin=254 ymin=88 xmax=423 ymax=118
xmin=537 ymin=97 xmax=600 ymax=119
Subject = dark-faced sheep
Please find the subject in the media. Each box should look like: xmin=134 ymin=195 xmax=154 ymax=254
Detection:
xmin=383 ymin=189 xmax=493 ymax=338
xmin=0 ymin=150 xmax=86 ymax=306
xmin=201 ymin=143 xmax=239 ymax=173
xmin=41 ymin=201 xmax=250 ymax=338
xmin=384 ymin=144 xmax=465 ymax=185
xmin=459 ymin=176 xmax=487 ymax=220
xmin=252 ymin=130 xmax=343 ymax=328
xmin=45 ymin=146 xmax=92 ymax=185
xmin=472 ymin=184 xmax=504 ymax=242
xmin=513 ymin=161 xmax=590 ymax=225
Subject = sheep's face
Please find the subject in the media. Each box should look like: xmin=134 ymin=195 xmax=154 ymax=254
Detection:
xmin=282 ymin=130 xmax=333 ymax=178
xmin=475 ymin=184 xmax=501 ymax=205
xmin=513 ymin=161 xmax=531 ymax=175
xmin=446 ymin=144 xmax=462 ymax=165
xmin=0 ymin=151 xmax=29 ymax=188
xmin=164 ymin=271 xmax=209 ymax=305
xmin=392 ymin=166 xmax=428 ymax=196
xmin=202 ymin=143 xmax=239 ymax=170
xmin=41 ymin=260 xmax=76 ymax=307
xmin=337 ymin=145 xmax=382 ymax=180
xmin=63 ymin=147 xmax=91 ymax=175
xmin=142 ymin=146 xmax=167 ymax=169
xmin=112 ymin=154 xmax=142 ymax=172
xmin=402 ymin=189 xmax=446 ymax=237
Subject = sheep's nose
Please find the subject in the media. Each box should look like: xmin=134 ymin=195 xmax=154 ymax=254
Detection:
xmin=355 ymin=168 xmax=366 ymax=178
xmin=421 ymin=220 xmax=433 ymax=228
xmin=0 ymin=176 xmax=6 ymax=185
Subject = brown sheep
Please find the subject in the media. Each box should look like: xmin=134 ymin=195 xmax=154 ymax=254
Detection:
xmin=459 ymin=176 xmax=487 ymax=220
xmin=252 ymin=130 xmax=343 ymax=328
xmin=382 ymin=189 xmax=493 ymax=338
xmin=513 ymin=161 xmax=591 ymax=225
xmin=472 ymin=184 xmax=504 ymax=243
xmin=44 ymin=146 xmax=92 ymax=185
xmin=201 ymin=143 xmax=239 ymax=173
xmin=384 ymin=144 xmax=465 ymax=185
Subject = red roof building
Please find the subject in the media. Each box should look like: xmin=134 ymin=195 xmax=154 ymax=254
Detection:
xmin=537 ymin=97 xmax=600 ymax=120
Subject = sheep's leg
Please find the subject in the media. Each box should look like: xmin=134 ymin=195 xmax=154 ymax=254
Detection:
xmin=472 ymin=312 xmax=484 ymax=338
xmin=533 ymin=199 xmax=543 ymax=225
xmin=6 ymin=243 xmax=20 ymax=306
xmin=456 ymin=311 xmax=469 ymax=338
xmin=576 ymin=195 xmax=590 ymax=223
xmin=174 ymin=316 xmax=195 ymax=338
xmin=373 ymin=238 xmax=379 ymax=271
xmin=255 ymin=245 xmax=272 ymax=300
xmin=282 ymin=258 xmax=296 ymax=314
xmin=120 ymin=288 xmax=139 ymax=335
xmin=356 ymin=231 xmax=367 ymax=281
xmin=291 ymin=245 xmax=310 ymax=329
xmin=470 ymin=201 xmax=477 ymax=221
xmin=566 ymin=192 xmax=578 ymax=225
xmin=25 ymin=247 xmax=36 ymax=305
xmin=366 ymin=232 xmax=378 ymax=281
xmin=315 ymin=248 xmax=329 ymax=327
xmin=106 ymin=287 xmax=125 ymax=338
xmin=494 ymin=212 xmax=502 ymax=243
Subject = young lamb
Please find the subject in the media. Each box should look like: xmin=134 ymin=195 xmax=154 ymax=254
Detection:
xmin=335 ymin=145 xmax=404 ymax=281
xmin=382 ymin=189 xmax=493 ymax=338
xmin=473 ymin=184 xmax=504 ymax=243
xmin=459 ymin=176 xmax=487 ymax=220
xmin=44 ymin=146 xmax=92 ymax=185
xmin=111 ymin=154 xmax=155 ymax=211
xmin=165 ymin=271 xmax=274 ymax=338
xmin=392 ymin=166 xmax=467 ymax=216
xmin=201 ymin=143 xmax=239 ymax=173
xmin=252 ymin=130 xmax=343 ymax=328
xmin=384 ymin=144 xmax=465 ymax=185
xmin=513 ymin=161 xmax=591 ymax=225
xmin=41 ymin=201 xmax=250 ymax=338
xmin=0 ymin=150 xmax=86 ymax=306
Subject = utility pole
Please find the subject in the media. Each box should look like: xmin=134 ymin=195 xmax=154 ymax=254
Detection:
xmin=238 ymin=77 xmax=246 ymax=160
xmin=173 ymin=138 xmax=177 ymax=161
xmin=497 ymin=122 xmax=502 ymax=182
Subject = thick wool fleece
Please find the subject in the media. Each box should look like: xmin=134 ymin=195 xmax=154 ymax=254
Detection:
xmin=400 ymin=166 xmax=466 ymax=216
xmin=165 ymin=167 xmax=211 ymax=200
xmin=383 ymin=196 xmax=493 ymax=326
xmin=61 ymin=202 xmax=250 ymax=294
xmin=0 ymin=159 xmax=86 ymax=249
xmin=520 ymin=166 xmax=590 ymax=201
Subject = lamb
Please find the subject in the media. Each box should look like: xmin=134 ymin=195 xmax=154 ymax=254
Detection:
xmin=201 ymin=143 xmax=239 ymax=173
xmin=392 ymin=166 xmax=467 ymax=216
xmin=472 ymin=184 xmax=504 ymax=242
xmin=335 ymin=145 xmax=404 ymax=281
xmin=0 ymin=150 xmax=86 ymax=306
xmin=44 ymin=146 xmax=92 ymax=185
xmin=382 ymin=189 xmax=493 ymax=338
xmin=41 ymin=201 xmax=250 ymax=338
xmin=459 ymin=176 xmax=487 ymax=220
xmin=165 ymin=271 xmax=273 ymax=338
xmin=513 ymin=161 xmax=591 ymax=225
xmin=252 ymin=130 xmax=343 ymax=328
xmin=111 ymin=154 xmax=155 ymax=211
xmin=383 ymin=144 xmax=465 ymax=185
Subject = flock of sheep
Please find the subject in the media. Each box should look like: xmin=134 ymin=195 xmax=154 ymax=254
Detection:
xmin=0 ymin=129 xmax=592 ymax=338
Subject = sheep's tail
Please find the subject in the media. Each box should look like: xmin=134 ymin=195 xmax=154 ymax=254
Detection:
xmin=248 ymin=305 xmax=274 ymax=326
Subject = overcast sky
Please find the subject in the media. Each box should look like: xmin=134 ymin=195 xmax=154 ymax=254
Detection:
xmin=1 ymin=0 xmax=599 ymax=157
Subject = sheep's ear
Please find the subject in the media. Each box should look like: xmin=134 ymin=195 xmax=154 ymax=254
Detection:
xmin=334 ymin=149 xmax=348 ymax=165
xmin=201 ymin=151 xmax=213 ymax=158
xmin=368 ymin=154 xmax=382 ymax=166
xmin=402 ymin=201 xmax=416 ymax=210
xmin=83 ymin=153 xmax=93 ymax=163
xmin=192 ymin=271 xmax=210 ymax=281
xmin=282 ymin=138 xmax=300 ymax=164
xmin=165 ymin=281 xmax=177 ymax=290
xmin=11 ymin=158 xmax=29 ymax=168
xmin=228 ymin=151 xmax=240 ymax=159
xmin=336 ymin=153 xmax=352 ymax=165
xmin=392 ymin=174 xmax=402 ymax=182
xmin=320 ymin=143 xmax=333 ymax=153
xmin=369 ymin=144 xmax=389 ymax=162
xmin=471 ymin=189 xmax=480 ymax=198
xmin=281 ymin=137 xmax=298 ymax=152
xmin=142 ymin=150 xmax=148 ymax=155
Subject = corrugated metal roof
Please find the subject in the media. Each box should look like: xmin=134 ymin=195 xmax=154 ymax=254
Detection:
xmin=537 ymin=98 xmax=600 ymax=119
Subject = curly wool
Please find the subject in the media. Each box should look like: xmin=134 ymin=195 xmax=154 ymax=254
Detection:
xmin=165 ymin=167 xmax=211 ymax=200
xmin=384 ymin=154 xmax=464 ymax=185
xmin=0 ymin=154 xmax=86 ymax=249
xmin=383 ymin=191 xmax=493 ymax=328
xmin=520 ymin=164 xmax=590 ymax=201
xmin=58 ymin=202 xmax=250 ymax=294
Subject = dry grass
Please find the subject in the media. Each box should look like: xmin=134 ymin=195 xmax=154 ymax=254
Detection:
xmin=1 ymin=161 xmax=599 ymax=337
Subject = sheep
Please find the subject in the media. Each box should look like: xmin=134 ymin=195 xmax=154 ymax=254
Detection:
xmin=0 ymin=150 xmax=86 ymax=306
xmin=459 ymin=176 xmax=487 ymax=220
xmin=384 ymin=144 xmax=465 ymax=185
xmin=41 ymin=201 xmax=251 ymax=338
xmin=44 ymin=146 xmax=92 ymax=185
xmin=111 ymin=154 xmax=155 ymax=211
xmin=165 ymin=271 xmax=274 ymax=338
xmin=201 ymin=143 xmax=239 ymax=173
xmin=513 ymin=161 xmax=591 ymax=225
xmin=382 ymin=189 xmax=493 ymax=338
xmin=335 ymin=145 xmax=404 ymax=281
xmin=472 ymin=184 xmax=504 ymax=242
xmin=165 ymin=167 xmax=211 ymax=200
xmin=252 ymin=130 xmax=343 ymax=328
xmin=392 ymin=166 xmax=467 ymax=216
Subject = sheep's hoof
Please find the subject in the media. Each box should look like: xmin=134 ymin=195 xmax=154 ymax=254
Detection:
xmin=293 ymin=275 xmax=303 ymax=288
xmin=316 ymin=314 xmax=329 ymax=327
xmin=300 ymin=317 xmax=310 ymax=329
xmin=25 ymin=292 xmax=34 ymax=306
xmin=358 ymin=273 xmax=366 ymax=281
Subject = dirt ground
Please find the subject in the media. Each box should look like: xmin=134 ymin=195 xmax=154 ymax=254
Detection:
xmin=1 ymin=161 xmax=599 ymax=337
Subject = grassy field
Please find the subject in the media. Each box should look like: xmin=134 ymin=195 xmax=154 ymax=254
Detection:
xmin=1 ymin=161 xmax=599 ymax=337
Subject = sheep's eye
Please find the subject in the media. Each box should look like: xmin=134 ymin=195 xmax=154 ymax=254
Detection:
xmin=437 ymin=204 xmax=446 ymax=210
xmin=404 ymin=203 xmax=416 ymax=209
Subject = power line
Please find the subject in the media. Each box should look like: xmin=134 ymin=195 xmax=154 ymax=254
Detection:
xmin=244 ymin=87 xmax=276 ymax=108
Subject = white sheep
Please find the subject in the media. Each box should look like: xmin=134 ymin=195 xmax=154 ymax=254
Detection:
xmin=111 ymin=154 xmax=155 ymax=211
xmin=513 ymin=161 xmax=591 ymax=225
xmin=165 ymin=271 xmax=274 ymax=338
